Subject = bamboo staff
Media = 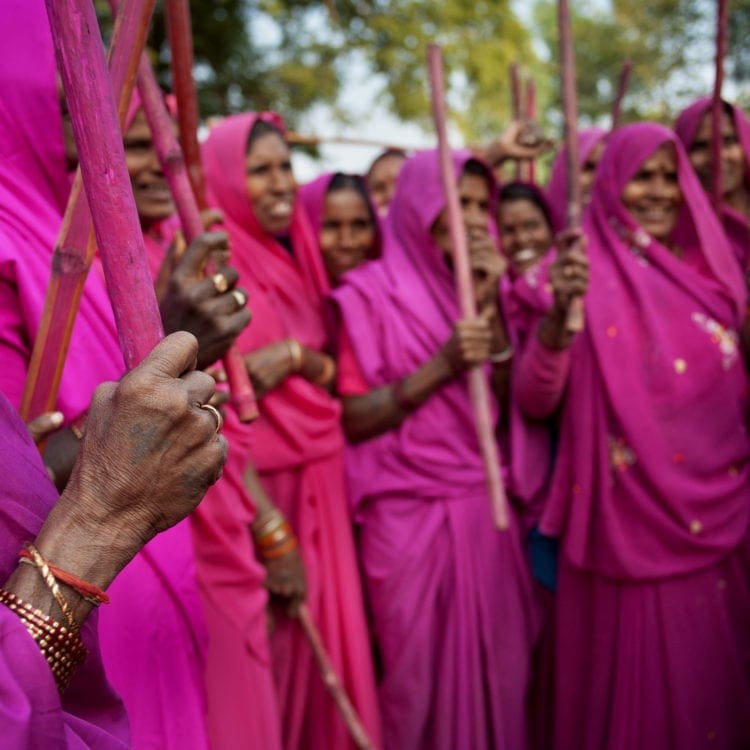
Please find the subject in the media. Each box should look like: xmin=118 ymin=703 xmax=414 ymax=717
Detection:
xmin=427 ymin=44 xmax=509 ymax=530
xmin=285 ymin=131 xmax=416 ymax=152
xmin=22 ymin=0 xmax=157 ymax=422
xmin=165 ymin=0 xmax=206 ymax=209
xmin=524 ymin=76 xmax=537 ymax=183
xmin=712 ymin=0 xmax=730 ymax=208
xmin=158 ymin=0 xmax=258 ymax=422
xmin=557 ymin=0 xmax=585 ymax=333
xmin=45 ymin=0 xmax=163 ymax=367
xmin=297 ymin=604 xmax=377 ymax=750
xmin=510 ymin=62 xmax=522 ymax=179
xmin=610 ymin=59 xmax=633 ymax=133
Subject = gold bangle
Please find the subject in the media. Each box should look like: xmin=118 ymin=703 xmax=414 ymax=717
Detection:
xmin=286 ymin=338 xmax=304 ymax=372
xmin=20 ymin=543 xmax=78 ymax=631
xmin=252 ymin=509 xmax=286 ymax=540
xmin=313 ymin=355 xmax=336 ymax=387
xmin=0 ymin=588 xmax=86 ymax=692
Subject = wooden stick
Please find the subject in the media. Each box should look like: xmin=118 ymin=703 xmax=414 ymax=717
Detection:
xmin=22 ymin=0 xmax=156 ymax=421
xmin=427 ymin=44 xmax=509 ymax=531
xmin=165 ymin=0 xmax=206 ymax=210
xmin=46 ymin=0 xmax=163 ymax=368
xmin=524 ymin=76 xmax=537 ymax=183
xmin=297 ymin=604 xmax=377 ymax=750
xmin=285 ymin=131 xmax=417 ymax=152
xmin=157 ymin=0 xmax=259 ymax=422
xmin=610 ymin=59 xmax=633 ymax=133
xmin=712 ymin=0 xmax=729 ymax=208
xmin=510 ymin=62 xmax=522 ymax=179
xmin=557 ymin=0 xmax=585 ymax=333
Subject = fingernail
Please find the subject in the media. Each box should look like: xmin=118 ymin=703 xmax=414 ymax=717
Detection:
xmin=50 ymin=412 xmax=64 ymax=427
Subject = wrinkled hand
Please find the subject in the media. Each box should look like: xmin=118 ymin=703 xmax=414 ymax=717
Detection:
xmin=440 ymin=309 xmax=494 ymax=374
xmin=66 ymin=332 xmax=228 ymax=550
xmin=549 ymin=229 xmax=589 ymax=313
xmin=244 ymin=341 xmax=297 ymax=398
xmin=160 ymin=231 xmax=251 ymax=370
xmin=469 ymin=230 xmax=506 ymax=310
xmin=263 ymin=547 xmax=307 ymax=617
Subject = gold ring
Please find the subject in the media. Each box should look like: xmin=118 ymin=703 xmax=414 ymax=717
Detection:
xmin=211 ymin=273 xmax=229 ymax=294
xmin=231 ymin=289 xmax=247 ymax=308
xmin=199 ymin=403 xmax=223 ymax=433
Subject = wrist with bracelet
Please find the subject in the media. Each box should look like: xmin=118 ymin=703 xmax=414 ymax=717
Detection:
xmin=252 ymin=509 xmax=299 ymax=560
xmin=285 ymin=338 xmax=304 ymax=373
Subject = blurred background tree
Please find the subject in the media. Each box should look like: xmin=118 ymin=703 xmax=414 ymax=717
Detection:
xmin=96 ymin=0 xmax=750 ymax=141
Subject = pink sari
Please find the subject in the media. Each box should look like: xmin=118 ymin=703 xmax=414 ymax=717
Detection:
xmin=674 ymin=96 xmax=750 ymax=270
xmin=332 ymin=150 xmax=538 ymax=750
xmin=200 ymin=112 xmax=381 ymax=750
xmin=538 ymin=123 xmax=750 ymax=749
xmin=0 ymin=5 xmax=210 ymax=746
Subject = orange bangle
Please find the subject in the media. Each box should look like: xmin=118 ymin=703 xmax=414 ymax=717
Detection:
xmin=259 ymin=535 xmax=299 ymax=560
xmin=256 ymin=524 xmax=292 ymax=550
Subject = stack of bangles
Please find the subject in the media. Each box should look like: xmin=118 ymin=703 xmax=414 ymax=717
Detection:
xmin=0 ymin=543 xmax=109 ymax=691
xmin=253 ymin=509 xmax=299 ymax=560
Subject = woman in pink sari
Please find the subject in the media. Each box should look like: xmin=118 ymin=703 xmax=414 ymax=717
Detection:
xmin=199 ymin=112 xmax=381 ymax=750
xmin=675 ymin=97 xmax=750 ymax=269
xmin=0 ymin=4 xmax=248 ymax=746
xmin=331 ymin=149 xmax=538 ymax=750
xmin=517 ymin=122 xmax=750 ymax=750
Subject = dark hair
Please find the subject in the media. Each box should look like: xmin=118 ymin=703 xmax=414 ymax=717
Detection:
xmin=462 ymin=158 xmax=492 ymax=179
xmin=328 ymin=172 xmax=375 ymax=219
xmin=498 ymin=181 xmax=553 ymax=229
xmin=246 ymin=118 xmax=285 ymax=153
xmin=366 ymin=148 xmax=407 ymax=178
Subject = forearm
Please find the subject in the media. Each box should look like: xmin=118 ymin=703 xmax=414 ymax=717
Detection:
xmin=343 ymin=352 xmax=454 ymax=442
xmin=516 ymin=321 xmax=572 ymax=419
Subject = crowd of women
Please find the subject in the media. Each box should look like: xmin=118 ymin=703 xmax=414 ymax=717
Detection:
xmin=3 ymin=1 xmax=750 ymax=749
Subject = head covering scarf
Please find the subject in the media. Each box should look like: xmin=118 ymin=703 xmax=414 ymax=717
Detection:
xmin=201 ymin=112 xmax=342 ymax=469
xmin=332 ymin=149 xmax=502 ymax=508
xmin=297 ymin=171 xmax=382 ymax=290
xmin=0 ymin=0 xmax=123 ymax=416
xmin=674 ymin=96 xmax=750 ymax=269
xmin=540 ymin=122 xmax=750 ymax=580
xmin=545 ymin=126 xmax=607 ymax=233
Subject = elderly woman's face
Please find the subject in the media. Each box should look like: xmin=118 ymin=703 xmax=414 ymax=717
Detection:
xmin=124 ymin=109 xmax=175 ymax=228
xmin=498 ymin=197 xmax=553 ymax=273
xmin=320 ymin=187 xmax=376 ymax=283
xmin=430 ymin=172 xmax=491 ymax=257
xmin=245 ymin=132 xmax=296 ymax=235
xmin=688 ymin=110 xmax=746 ymax=197
xmin=367 ymin=154 xmax=405 ymax=217
xmin=620 ymin=143 xmax=682 ymax=242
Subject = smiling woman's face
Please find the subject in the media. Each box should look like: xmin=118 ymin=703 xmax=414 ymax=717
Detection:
xmin=245 ymin=131 xmax=296 ymax=235
xmin=620 ymin=143 xmax=682 ymax=242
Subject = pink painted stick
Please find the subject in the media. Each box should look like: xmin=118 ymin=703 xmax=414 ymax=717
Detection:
xmin=524 ymin=76 xmax=537 ymax=183
xmin=297 ymin=604 xmax=378 ymax=750
xmin=557 ymin=0 xmax=585 ymax=333
xmin=610 ymin=59 xmax=633 ymax=133
xmin=45 ymin=0 xmax=163 ymax=368
xmin=22 ymin=0 xmax=156 ymax=421
xmin=427 ymin=44 xmax=509 ymax=530
xmin=165 ymin=0 xmax=206 ymax=210
xmin=712 ymin=0 xmax=729 ymax=208
xmin=134 ymin=10 xmax=258 ymax=422
xmin=510 ymin=62 xmax=522 ymax=179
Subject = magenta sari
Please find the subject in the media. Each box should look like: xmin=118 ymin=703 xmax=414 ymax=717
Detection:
xmin=0 ymin=4 xmax=210 ymax=747
xmin=0 ymin=391 xmax=131 ymax=748
xmin=674 ymin=96 xmax=750 ymax=270
xmin=200 ymin=112 xmax=381 ymax=750
xmin=332 ymin=149 xmax=538 ymax=750
xmin=535 ymin=123 xmax=750 ymax=749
